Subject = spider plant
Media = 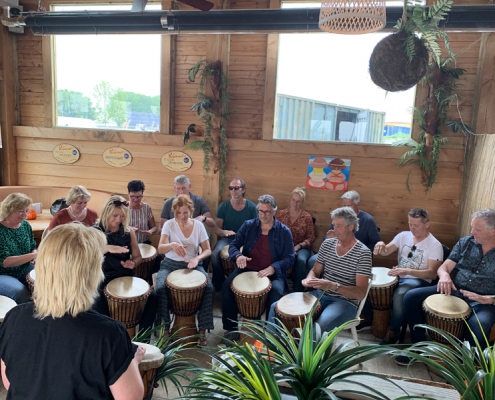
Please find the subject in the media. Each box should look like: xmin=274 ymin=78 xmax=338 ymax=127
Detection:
xmin=394 ymin=323 xmax=495 ymax=400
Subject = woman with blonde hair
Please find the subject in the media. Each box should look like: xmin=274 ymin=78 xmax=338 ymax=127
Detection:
xmin=276 ymin=187 xmax=315 ymax=292
xmin=0 ymin=193 xmax=37 ymax=303
xmin=157 ymin=194 xmax=214 ymax=346
xmin=0 ymin=223 xmax=145 ymax=399
xmin=47 ymin=185 xmax=98 ymax=230
xmin=93 ymin=195 xmax=157 ymax=332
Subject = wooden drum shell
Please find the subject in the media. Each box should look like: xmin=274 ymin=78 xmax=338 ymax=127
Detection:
xmin=166 ymin=269 xmax=207 ymax=317
xmin=133 ymin=342 xmax=164 ymax=400
xmin=135 ymin=244 xmax=157 ymax=284
xmin=220 ymin=245 xmax=236 ymax=278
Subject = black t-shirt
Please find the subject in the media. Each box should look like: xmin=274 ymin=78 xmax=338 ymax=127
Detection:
xmin=0 ymin=302 xmax=136 ymax=400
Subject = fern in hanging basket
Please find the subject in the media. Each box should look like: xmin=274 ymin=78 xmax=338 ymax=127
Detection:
xmin=369 ymin=0 xmax=454 ymax=92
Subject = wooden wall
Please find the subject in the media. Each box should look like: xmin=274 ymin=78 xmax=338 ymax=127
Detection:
xmin=3 ymin=0 xmax=493 ymax=268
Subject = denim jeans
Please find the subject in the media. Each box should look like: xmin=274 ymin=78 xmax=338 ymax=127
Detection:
xmin=307 ymin=253 xmax=317 ymax=271
xmin=404 ymin=285 xmax=495 ymax=349
xmin=211 ymin=236 xmax=234 ymax=291
xmin=292 ymin=248 xmax=312 ymax=292
xmin=0 ymin=264 xmax=34 ymax=304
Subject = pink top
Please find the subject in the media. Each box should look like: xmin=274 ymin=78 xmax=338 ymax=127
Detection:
xmin=47 ymin=208 xmax=98 ymax=230
xmin=276 ymin=208 xmax=315 ymax=248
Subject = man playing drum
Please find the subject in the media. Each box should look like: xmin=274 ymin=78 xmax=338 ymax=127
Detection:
xmin=268 ymin=207 xmax=372 ymax=335
xmin=221 ymin=194 xmax=294 ymax=343
xmin=210 ymin=178 xmax=258 ymax=292
xmin=368 ymin=208 xmax=443 ymax=345
xmin=397 ymin=209 xmax=495 ymax=364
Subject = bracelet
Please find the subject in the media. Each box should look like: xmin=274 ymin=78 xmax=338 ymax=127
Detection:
xmin=299 ymin=243 xmax=304 ymax=249
xmin=203 ymin=215 xmax=207 ymax=222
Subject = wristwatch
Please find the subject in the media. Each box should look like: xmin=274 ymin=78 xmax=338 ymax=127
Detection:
xmin=334 ymin=282 xmax=341 ymax=292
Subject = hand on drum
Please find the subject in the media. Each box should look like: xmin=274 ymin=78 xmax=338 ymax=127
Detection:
xmin=373 ymin=241 xmax=386 ymax=255
xmin=186 ymin=257 xmax=199 ymax=269
xmin=460 ymin=289 xmax=493 ymax=304
xmin=302 ymin=278 xmax=330 ymax=290
xmin=171 ymin=242 xmax=187 ymax=258
xmin=107 ymin=245 xmax=130 ymax=254
xmin=258 ymin=266 xmax=274 ymax=278
xmin=387 ymin=267 xmax=405 ymax=277
xmin=134 ymin=345 xmax=147 ymax=364
xmin=236 ymin=255 xmax=252 ymax=269
xmin=437 ymin=275 xmax=456 ymax=296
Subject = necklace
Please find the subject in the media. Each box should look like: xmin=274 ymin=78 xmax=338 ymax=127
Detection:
xmin=67 ymin=206 xmax=85 ymax=221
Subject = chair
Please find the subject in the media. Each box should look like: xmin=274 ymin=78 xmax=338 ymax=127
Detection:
xmin=343 ymin=274 xmax=375 ymax=343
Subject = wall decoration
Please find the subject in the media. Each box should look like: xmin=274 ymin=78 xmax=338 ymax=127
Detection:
xmin=102 ymin=147 xmax=132 ymax=168
xmin=161 ymin=151 xmax=193 ymax=172
xmin=306 ymin=156 xmax=351 ymax=191
xmin=52 ymin=143 xmax=80 ymax=164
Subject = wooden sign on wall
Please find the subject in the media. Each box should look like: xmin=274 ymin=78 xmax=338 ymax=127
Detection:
xmin=103 ymin=147 xmax=132 ymax=168
xmin=52 ymin=143 xmax=80 ymax=164
xmin=161 ymin=151 xmax=192 ymax=172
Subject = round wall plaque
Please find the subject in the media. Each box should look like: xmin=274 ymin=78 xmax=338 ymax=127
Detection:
xmin=52 ymin=143 xmax=80 ymax=164
xmin=103 ymin=147 xmax=132 ymax=168
xmin=161 ymin=151 xmax=192 ymax=172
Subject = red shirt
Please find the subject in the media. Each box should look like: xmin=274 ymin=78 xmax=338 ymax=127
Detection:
xmin=276 ymin=208 xmax=315 ymax=247
xmin=247 ymin=234 xmax=271 ymax=271
xmin=48 ymin=208 xmax=98 ymax=230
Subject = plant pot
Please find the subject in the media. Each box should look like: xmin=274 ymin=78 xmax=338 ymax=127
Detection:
xmin=369 ymin=31 xmax=429 ymax=92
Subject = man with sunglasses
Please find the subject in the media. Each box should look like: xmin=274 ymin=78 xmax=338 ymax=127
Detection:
xmin=365 ymin=208 xmax=443 ymax=345
xmin=210 ymin=178 xmax=258 ymax=291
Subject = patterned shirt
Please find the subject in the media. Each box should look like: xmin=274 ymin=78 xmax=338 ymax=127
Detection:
xmin=129 ymin=203 xmax=154 ymax=243
xmin=316 ymin=238 xmax=372 ymax=306
xmin=276 ymin=208 xmax=315 ymax=247
xmin=0 ymin=220 xmax=36 ymax=278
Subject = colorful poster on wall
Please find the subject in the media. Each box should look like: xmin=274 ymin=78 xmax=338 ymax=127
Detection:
xmin=102 ymin=147 xmax=132 ymax=168
xmin=161 ymin=151 xmax=192 ymax=172
xmin=306 ymin=156 xmax=351 ymax=191
xmin=52 ymin=143 xmax=80 ymax=164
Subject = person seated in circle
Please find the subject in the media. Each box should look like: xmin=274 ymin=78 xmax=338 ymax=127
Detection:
xmin=47 ymin=185 xmax=98 ymax=231
xmin=0 ymin=193 xmax=37 ymax=304
xmin=127 ymin=180 xmax=158 ymax=245
xmin=222 ymin=194 xmax=294 ymax=343
xmin=156 ymin=194 xmax=214 ymax=347
xmin=93 ymin=195 xmax=157 ymax=333
xmin=276 ymin=187 xmax=315 ymax=292
xmin=0 ymin=223 xmax=145 ymax=399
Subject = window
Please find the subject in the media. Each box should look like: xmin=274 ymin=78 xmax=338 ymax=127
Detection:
xmin=53 ymin=5 xmax=161 ymax=131
xmin=274 ymin=3 xmax=416 ymax=144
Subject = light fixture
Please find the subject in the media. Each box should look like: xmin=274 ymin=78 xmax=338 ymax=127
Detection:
xmin=319 ymin=0 xmax=386 ymax=34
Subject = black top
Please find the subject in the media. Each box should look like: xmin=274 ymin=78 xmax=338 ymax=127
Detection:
xmin=0 ymin=302 xmax=136 ymax=400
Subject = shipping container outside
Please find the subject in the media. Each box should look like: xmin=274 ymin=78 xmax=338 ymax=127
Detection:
xmin=274 ymin=94 xmax=386 ymax=144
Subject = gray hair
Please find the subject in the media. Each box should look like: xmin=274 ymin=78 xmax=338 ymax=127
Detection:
xmin=174 ymin=175 xmax=190 ymax=186
xmin=331 ymin=206 xmax=359 ymax=232
xmin=257 ymin=194 xmax=277 ymax=212
xmin=472 ymin=209 xmax=495 ymax=230
xmin=341 ymin=190 xmax=360 ymax=204
xmin=408 ymin=208 xmax=429 ymax=223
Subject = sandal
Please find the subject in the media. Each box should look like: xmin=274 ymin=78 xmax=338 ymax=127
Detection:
xmin=197 ymin=333 xmax=208 ymax=347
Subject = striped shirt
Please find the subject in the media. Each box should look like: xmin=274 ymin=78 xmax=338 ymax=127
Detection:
xmin=129 ymin=203 xmax=154 ymax=243
xmin=316 ymin=238 xmax=372 ymax=305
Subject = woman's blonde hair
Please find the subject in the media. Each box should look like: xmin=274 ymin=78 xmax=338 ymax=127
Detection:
xmin=0 ymin=193 xmax=32 ymax=220
xmin=290 ymin=187 xmax=306 ymax=203
xmin=66 ymin=185 xmax=92 ymax=205
xmin=99 ymin=195 xmax=130 ymax=233
xmin=34 ymin=224 xmax=106 ymax=319
xmin=172 ymin=194 xmax=194 ymax=216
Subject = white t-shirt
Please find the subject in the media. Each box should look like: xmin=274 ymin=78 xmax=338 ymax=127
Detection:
xmin=161 ymin=219 xmax=208 ymax=262
xmin=391 ymin=231 xmax=443 ymax=282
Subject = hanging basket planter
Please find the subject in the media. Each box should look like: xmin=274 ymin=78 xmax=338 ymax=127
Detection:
xmin=369 ymin=31 xmax=429 ymax=92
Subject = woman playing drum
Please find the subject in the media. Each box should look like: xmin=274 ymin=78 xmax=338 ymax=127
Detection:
xmin=47 ymin=185 xmax=98 ymax=230
xmin=127 ymin=180 xmax=158 ymax=245
xmin=0 ymin=193 xmax=37 ymax=304
xmin=156 ymin=194 xmax=214 ymax=347
xmin=93 ymin=195 xmax=157 ymax=332
xmin=0 ymin=223 xmax=145 ymax=399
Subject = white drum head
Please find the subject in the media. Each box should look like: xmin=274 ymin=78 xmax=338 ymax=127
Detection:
xmin=232 ymin=271 xmax=270 ymax=295
xmin=220 ymin=245 xmax=230 ymax=259
xmin=138 ymin=243 xmax=157 ymax=260
xmin=29 ymin=269 xmax=36 ymax=281
xmin=167 ymin=269 xmax=206 ymax=290
xmin=277 ymin=292 xmax=317 ymax=316
xmin=132 ymin=342 xmax=165 ymax=371
xmin=106 ymin=277 xmax=150 ymax=298
xmin=423 ymin=294 xmax=471 ymax=318
xmin=0 ymin=295 xmax=16 ymax=322
xmin=372 ymin=267 xmax=397 ymax=288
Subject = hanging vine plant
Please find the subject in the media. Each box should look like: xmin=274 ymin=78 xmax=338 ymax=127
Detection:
xmin=184 ymin=59 xmax=234 ymax=198
xmin=392 ymin=61 xmax=474 ymax=192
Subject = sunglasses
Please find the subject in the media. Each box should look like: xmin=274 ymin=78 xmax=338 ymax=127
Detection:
xmin=407 ymin=245 xmax=417 ymax=258
xmin=113 ymin=200 xmax=129 ymax=207
xmin=129 ymin=195 xmax=143 ymax=199
xmin=229 ymin=186 xmax=243 ymax=191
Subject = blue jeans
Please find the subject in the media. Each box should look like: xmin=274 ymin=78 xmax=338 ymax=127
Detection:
xmin=404 ymin=285 xmax=495 ymax=349
xmin=268 ymin=290 xmax=356 ymax=334
xmin=292 ymin=249 xmax=311 ymax=292
xmin=0 ymin=265 xmax=34 ymax=304
xmin=307 ymin=253 xmax=317 ymax=271
xmin=211 ymin=236 xmax=234 ymax=291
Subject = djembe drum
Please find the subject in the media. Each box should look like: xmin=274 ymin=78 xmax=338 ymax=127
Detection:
xmin=104 ymin=276 xmax=152 ymax=337
xmin=368 ymin=267 xmax=398 ymax=339
xmin=423 ymin=294 xmax=472 ymax=344
xmin=166 ymin=269 xmax=207 ymax=341
xmin=133 ymin=342 xmax=165 ymax=400
xmin=220 ymin=245 xmax=236 ymax=278
xmin=275 ymin=292 xmax=321 ymax=334
xmin=0 ymin=295 xmax=16 ymax=323
xmin=135 ymin=244 xmax=157 ymax=284
xmin=231 ymin=271 xmax=271 ymax=319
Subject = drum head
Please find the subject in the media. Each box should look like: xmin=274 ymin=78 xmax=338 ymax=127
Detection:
xmin=29 ymin=269 xmax=36 ymax=281
xmin=106 ymin=277 xmax=150 ymax=299
xmin=220 ymin=245 xmax=229 ymax=259
xmin=0 ymin=295 xmax=16 ymax=322
xmin=423 ymin=294 xmax=471 ymax=318
xmin=371 ymin=267 xmax=398 ymax=287
xmin=132 ymin=342 xmax=165 ymax=371
xmin=232 ymin=271 xmax=270 ymax=295
xmin=138 ymin=243 xmax=157 ymax=260
xmin=167 ymin=269 xmax=206 ymax=290
xmin=276 ymin=293 xmax=317 ymax=317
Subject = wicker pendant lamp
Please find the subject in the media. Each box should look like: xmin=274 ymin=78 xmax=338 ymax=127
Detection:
xmin=319 ymin=0 xmax=386 ymax=34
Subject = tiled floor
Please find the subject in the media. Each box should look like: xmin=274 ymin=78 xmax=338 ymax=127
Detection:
xmin=0 ymin=292 xmax=449 ymax=399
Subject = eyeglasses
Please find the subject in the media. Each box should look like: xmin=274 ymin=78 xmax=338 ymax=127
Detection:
xmin=129 ymin=195 xmax=143 ymax=199
xmin=407 ymin=245 xmax=417 ymax=258
xmin=113 ymin=200 xmax=129 ymax=207
xmin=229 ymin=186 xmax=243 ymax=191
xmin=258 ymin=209 xmax=273 ymax=216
